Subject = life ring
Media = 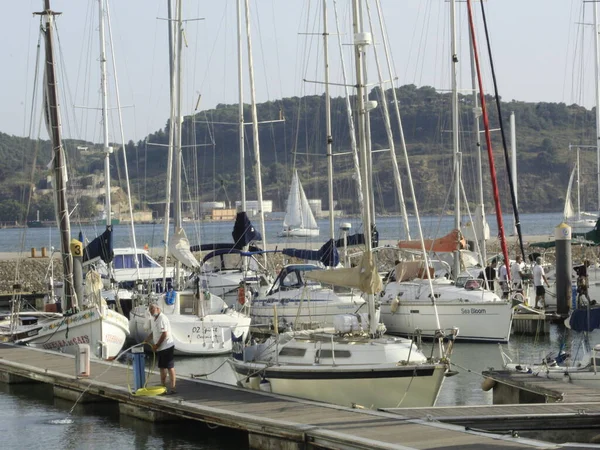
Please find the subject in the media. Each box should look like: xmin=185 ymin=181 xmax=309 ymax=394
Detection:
xmin=165 ymin=290 xmax=176 ymax=305
xmin=237 ymin=287 xmax=246 ymax=305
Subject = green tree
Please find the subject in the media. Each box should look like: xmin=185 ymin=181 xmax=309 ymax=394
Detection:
xmin=0 ymin=199 xmax=25 ymax=222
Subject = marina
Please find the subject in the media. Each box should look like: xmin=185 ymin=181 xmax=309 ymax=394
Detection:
xmin=0 ymin=343 xmax=595 ymax=449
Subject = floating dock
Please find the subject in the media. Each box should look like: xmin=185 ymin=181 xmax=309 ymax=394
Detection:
xmin=0 ymin=344 xmax=582 ymax=449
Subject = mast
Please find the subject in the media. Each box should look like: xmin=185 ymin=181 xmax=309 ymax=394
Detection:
xmin=577 ymin=146 xmax=582 ymax=221
xmin=466 ymin=0 xmax=510 ymax=278
xmin=450 ymin=0 xmax=461 ymax=279
xmin=510 ymin=112 xmax=517 ymax=228
xmin=323 ymin=0 xmax=334 ymax=240
xmin=351 ymin=0 xmax=377 ymax=336
xmin=98 ymin=0 xmax=112 ymax=229
xmin=36 ymin=0 xmax=76 ymax=310
xmin=244 ymin=0 xmax=267 ymax=262
xmin=174 ymin=0 xmax=183 ymax=287
xmin=594 ymin=1 xmax=600 ymax=215
xmin=469 ymin=36 xmax=486 ymax=263
xmin=237 ymin=0 xmax=246 ymax=211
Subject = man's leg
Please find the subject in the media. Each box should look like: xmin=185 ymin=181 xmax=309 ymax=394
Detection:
xmin=168 ymin=367 xmax=176 ymax=391
xmin=160 ymin=368 xmax=167 ymax=386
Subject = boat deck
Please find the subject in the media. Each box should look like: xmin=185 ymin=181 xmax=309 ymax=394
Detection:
xmin=0 ymin=344 xmax=572 ymax=449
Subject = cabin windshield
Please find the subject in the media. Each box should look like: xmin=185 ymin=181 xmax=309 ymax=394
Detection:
xmin=113 ymin=253 xmax=161 ymax=270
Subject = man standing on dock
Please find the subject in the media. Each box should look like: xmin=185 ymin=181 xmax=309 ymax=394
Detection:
xmin=533 ymin=257 xmax=549 ymax=309
xmin=146 ymin=304 xmax=176 ymax=394
xmin=510 ymin=255 xmax=525 ymax=295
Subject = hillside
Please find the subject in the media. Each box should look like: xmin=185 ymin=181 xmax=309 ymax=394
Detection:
xmin=0 ymin=84 xmax=596 ymax=223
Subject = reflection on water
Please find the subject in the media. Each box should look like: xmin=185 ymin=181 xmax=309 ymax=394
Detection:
xmin=0 ymin=382 xmax=247 ymax=450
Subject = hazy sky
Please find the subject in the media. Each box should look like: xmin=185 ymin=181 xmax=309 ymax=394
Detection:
xmin=1 ymin=0 xmax=594 ymax=144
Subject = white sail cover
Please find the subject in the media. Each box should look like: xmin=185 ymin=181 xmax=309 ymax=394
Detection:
xmin=563 ymin=167 xmax=576 ymax=220
xmin=169 ymin=227 xmax=200 ymax=268
xmin=283 ymin=171 xmax=318 ymax=230
xmin=304 ymin=252 xmax=382 ymax=295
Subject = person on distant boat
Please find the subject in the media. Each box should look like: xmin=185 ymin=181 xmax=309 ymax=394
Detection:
xmin=145 ymin=303 xmax=176 ymax=395
xmin=498 ymin=261 xmax=509 ymax=299
xmin=574 ymin=259 xmax=592 ymax=307
xmin=479 ymin=260 xmax=497 ymax=291
xmin=533 ymin=257 xmax=550 ymax=309
xmin=510 ymin=255 xmax=525 ymax=295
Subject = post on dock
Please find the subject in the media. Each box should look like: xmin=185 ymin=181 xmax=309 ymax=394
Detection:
xmin=555 ymin=223 xmax=572 ymax=315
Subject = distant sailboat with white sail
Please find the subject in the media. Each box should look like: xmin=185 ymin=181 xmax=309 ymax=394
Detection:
xmin=280 ymin=171 xmax=319 ymax=238
xmin=564 ymin=145 xmax=597 ymax=232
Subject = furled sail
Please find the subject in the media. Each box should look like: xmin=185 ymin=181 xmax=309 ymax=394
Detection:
xmin=282 ymin=239 xmax=339 ymax=267
xmin=169 ymin=227 xmax=200 ymax=269
xmin=303 ymin=252 xmax=382 ymax=294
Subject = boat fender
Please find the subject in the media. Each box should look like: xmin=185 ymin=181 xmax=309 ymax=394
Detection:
xmin=391 ymin=297 xmax=400 ymax=313
xmin=237 ymin=287 xmax=246 ymax=305
xmin=165 ymin=289 xmax=176 ymax=305
xmin=481 ymin=377 xmax=496 ymax=391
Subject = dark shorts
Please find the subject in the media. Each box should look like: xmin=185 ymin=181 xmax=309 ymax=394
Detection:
xmin=535 ymin=286 xmax=545 ymax=297
xmin=157 ymin=345 xmax=175 ymax=369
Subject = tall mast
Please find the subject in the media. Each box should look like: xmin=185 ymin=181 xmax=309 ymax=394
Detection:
xmin=469 ymin=36 xmax=486 ymax=263
xmin=577 ymin=146 xmax=582 ymax=221
xmin=323 ymin=0 xmax=334 ymax=240
xmin=351 ymin=0 xmax=376 ymax=336
xmin=594 ymin=1 xmax=600 ymax=215
xmin=244 ymin=0 xmax=267 ymax=261
xmin=510 ymin=112 xmax=517 ymax=226
xmin=174 ymin=0 xmax=183 ymax=231
xmin=98 ymin=0 xmax=112 ymax=228
xmin=450 ymin=0 xmax=461 ymax=279
xmin=237 ymin=0 xmax=246 ymax=211
xmin=36 ymin=0 xmax=76 ymax=310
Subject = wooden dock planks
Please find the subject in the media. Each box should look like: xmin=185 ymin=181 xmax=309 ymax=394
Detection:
xmin=0 ymin=344 xmax=580 ymax=449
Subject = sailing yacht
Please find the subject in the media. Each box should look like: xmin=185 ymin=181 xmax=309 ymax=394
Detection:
xmin=280 ymin=171 xmax=320 ymax=237
xmin=564 ymin=147 xmax=597 ymax=232
xmin=1 ymin=0 xmax=130 ymax=359
xmin=128 ymin=0 xmax=250 ymax=356
xmin=229 ymin=0 xmax=451 ymax=409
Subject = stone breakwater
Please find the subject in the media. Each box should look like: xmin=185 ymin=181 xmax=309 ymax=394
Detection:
xmin=0 ymin=257 xmax=62 ymax=294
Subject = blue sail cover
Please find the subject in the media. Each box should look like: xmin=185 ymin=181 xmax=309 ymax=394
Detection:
xmin=569 ymin=307 xmax=600 ymax=332
xmin=333 ymin=226 xmax=379 ymax=249
xmin=83 ymin=226 xmax=113 ymax=264
xmin=232 ymin=211 xmax=262 ymax=248
xmin=282 ymin=239 xmax=339 ymax=267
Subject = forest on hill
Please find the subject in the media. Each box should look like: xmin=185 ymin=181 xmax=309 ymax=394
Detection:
xmin=0 ymin=84 xmax=596 ymax=222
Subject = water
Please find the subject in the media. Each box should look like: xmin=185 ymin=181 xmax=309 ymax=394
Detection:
xmin=2 ymin=324 xmax=599 ymax=450
xmin=0 ymin=212 xmax=563 ymax=253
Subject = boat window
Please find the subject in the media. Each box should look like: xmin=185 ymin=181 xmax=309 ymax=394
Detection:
xmin=318 ymin=350 xmax=351 ymax=358
xmin=281 ymin=271 xmax=300 ymax=288
xmin=139 ymin=254 xmax=160 ymax=268
xmin=279 ymin=347 xmax=306 ymax=357
xmin=455 ymin=276 xmax=469 ymax=288
xmin=113 ymin=253 xmax=161 ymax=269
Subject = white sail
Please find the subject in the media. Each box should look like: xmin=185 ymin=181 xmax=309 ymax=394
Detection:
xmin=282 ymin=171 xmax=318 ymax=231
xmin=564 ymin=167 xmax=576 ymax=220
xmin=169 ymin=227 xmax=200 ymax=269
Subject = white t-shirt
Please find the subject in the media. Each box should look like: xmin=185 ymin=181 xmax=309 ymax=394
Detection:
xmin=510 ymin=262 xmax=524 ymax=283
xmin=533 ymin=264 xmax=545 ymax=287
xmin=498 ymin=264 xmax=508 ymax=281
xmin=151 ymin=313 xmax=175 ymax=351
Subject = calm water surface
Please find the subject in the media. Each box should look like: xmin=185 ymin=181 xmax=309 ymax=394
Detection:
xmin=0 ymin=212 xmax=564 ymax=253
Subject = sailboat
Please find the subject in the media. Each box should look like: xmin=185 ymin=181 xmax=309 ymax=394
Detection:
xmin=1 ymin=0 xmax=129 ymax=359
xmin=564 ymin=146 xmax=597 ymax=232
xmin=229 ymin=0 xmax=451 ymax=409
xmin=279 ymin=171 xmax=320 ymax=237
xmin=128 ymin=0 xmax=250 ymax=356
xmin=380 ymin=0 xmax=513 ymax=343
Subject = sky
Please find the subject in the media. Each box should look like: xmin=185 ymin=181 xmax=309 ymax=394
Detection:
xmin=1 ymin=0 xmax=594 ymax=145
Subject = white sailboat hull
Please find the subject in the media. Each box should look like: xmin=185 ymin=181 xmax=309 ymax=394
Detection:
xmin=18 ymin=307 xmax=129 ymax=359
xmin=278 ymin=227 xmax=319 ymax=238
xmin=380 ymin=280 xmax=513 ymax=342
xmin=129 ymin=306 xmax=251 ymax=356
xmin=381 ymin=301 xmax=513 ymax=342
xmin=230 ymin=335 xmax=447 ymax=409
